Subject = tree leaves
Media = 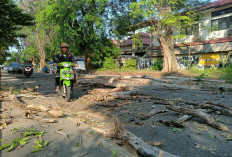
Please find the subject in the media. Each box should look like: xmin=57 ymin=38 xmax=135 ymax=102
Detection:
xmin=10 ymin=128 xmax=23 ymax=134
xmin=31 ymin=139 xmax=50 ymax=153
xmin=0 ymin=0 xmax=33 ymax=63
xmin=172 ymin=128 xmax=185 ymax=132
xmin=23 ymin=129 xmax=45 ymax=137
xmin=0 ymin=143 xmax=10 ymax=151
xmin=111 ymin=150 xmax=118 ymax=157
xmin=7 ymin=137 xmax=30 ymax=152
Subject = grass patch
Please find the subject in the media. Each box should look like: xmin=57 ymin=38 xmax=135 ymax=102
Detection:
xmin=220 ymin=64 xmax=232 ymax=83
xmin=184 ymin=66 xmax=224 ymax=80
xmin=95 ymin=68 xmax=155 ymax=72
xmin=13 ymin=90 xmax=20 ymax=94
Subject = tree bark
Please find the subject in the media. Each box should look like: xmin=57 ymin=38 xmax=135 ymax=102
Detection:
xmin=166 ymin=105 xmax=229 ymax=132
xmin=113 ymin=118 xmax=179 ymax=157
xmin=141 ymin=109 xmax=167 ymax=120
xmin=35 ymin=27 xmax=46 ymax=71
xmin=159 ymin=35 xmax=178 ymax=72
xmin=0 ymin=67 xmax=1 ymax=91
xmin=156 ymin=5 xmax=179 ymax=72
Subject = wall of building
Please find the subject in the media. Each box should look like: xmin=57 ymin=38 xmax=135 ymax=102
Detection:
xmin=176 ymin=52 xmax=231 ymax=69
xmin=174 ymin=5 xmax=232 ymax=44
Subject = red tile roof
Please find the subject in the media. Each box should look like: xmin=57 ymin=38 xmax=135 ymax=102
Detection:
xmin=120 ymin=32 xmax=151 ymax=46
xmin=201 ymin=0 xmax=232 ymax=10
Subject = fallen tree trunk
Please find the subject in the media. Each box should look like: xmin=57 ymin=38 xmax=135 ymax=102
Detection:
xmin=176 ymin=109 xmax=213 ymax=123
xmin=8 ymin=94 xmax=27 ymax=108
xmin=89 ymin=86 xmax=129 ymax=95
xmin=23 ymin=111 xmax=56 ymax=123
xmin=198 ymin=104 xmax=232 ymax=117
xmin=24 ymin=85 xmax=39 ymax=92
xmin=121 ymin=129 xmax=178 ymax=157
xmin=176 ymin=115 xmax=193 ymax=123
xmin=166 ymin=105 xmax=229 ymax=132
xmin=141 ymin=109 xmax=167 ymax=120
xmin=113 ymin=118 xmax=179 ymax=157
xmin=158 ymin=120 xmax=185 ymax=128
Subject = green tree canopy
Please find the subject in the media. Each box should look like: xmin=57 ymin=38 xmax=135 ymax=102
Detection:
xmin=128 ymin=0 xmax=209 ymax=72
xmin=0 ymin=0 xmax=33 ymax=63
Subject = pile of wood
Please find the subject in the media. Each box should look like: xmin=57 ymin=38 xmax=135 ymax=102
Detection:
xmin=1 ymin=86 xmax=64 ymax=123
xmin=117 ymin=94 xmax=231 ymax=132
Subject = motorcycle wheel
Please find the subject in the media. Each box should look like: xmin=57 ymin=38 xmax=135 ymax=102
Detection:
xmin=60 ymin=85 xmax=65 ymax=98
xmin=66 ymin=86 xmax=71 ymax=102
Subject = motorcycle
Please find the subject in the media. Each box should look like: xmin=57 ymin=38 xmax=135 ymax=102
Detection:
xmin=58 ymin=62 xmax=75 ymax=102
xmin=24 ymin=65 xmax=33 ymax=78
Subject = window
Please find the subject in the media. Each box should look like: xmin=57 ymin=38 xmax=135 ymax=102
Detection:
xmin=211 ymin=19 xmax=219 ymax=31
xmin=192 ymin=24 xmax=199 ymax=35
xmin=229 ymin=16 xmax=232 ymax=28
xmin=211 ymin=16 xmax=232 ymax=31
xmin=212 ymin=7 xmax=232 ymax=17
xmin=219 ymin=17 xmax=229 ymax=29
xmin=180 ymin=23 xmax=199 ymax=35
xmin=186 ymin=27 xmax=192 ymax=35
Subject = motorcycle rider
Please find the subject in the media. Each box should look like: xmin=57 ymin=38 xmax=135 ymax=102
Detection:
xmin=53 ymin=42 xmax=75 ymax=92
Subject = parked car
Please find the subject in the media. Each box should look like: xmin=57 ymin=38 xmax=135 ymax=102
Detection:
xmin=8 ymin=63 xmax=24 ymax=74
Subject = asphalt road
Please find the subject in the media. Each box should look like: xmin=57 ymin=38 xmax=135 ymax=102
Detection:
xmin=0 ymin=71 xmax=134 ymax=157
xmin=2 ymin=70 xmax=232 ymax=157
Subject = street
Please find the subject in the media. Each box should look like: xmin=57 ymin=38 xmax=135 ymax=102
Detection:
xmin=1 ymin=71 xmax=232 ymax=157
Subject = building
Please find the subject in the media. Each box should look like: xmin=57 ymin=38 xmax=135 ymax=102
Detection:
xmin=120 ymin=0 xmax=232 ymax=69
xmin=120 ymin=32 xmax=152 ymax=57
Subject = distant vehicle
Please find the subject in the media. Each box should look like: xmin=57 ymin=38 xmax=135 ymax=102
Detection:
xmin=24 ymin=65 xmax=33 ymax=78
xmin=47 ymin=62 xmax=54 ymax=74
xmin=42 ymin=66 xmax=49 ymax=73
xmin=8 ymin=63 xmax=24 ymax=74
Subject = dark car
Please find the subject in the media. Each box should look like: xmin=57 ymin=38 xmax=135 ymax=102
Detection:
xmin=8 ymin=63 xmax=24 ymax=74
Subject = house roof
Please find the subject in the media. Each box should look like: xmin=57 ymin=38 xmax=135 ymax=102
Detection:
xmin=200 ymin=0 xmax=232 ymax=11
xmin=121 ymin=38 xmax=150 ymax=46
xmin=120 ymin=32 xmax=151 ymax=46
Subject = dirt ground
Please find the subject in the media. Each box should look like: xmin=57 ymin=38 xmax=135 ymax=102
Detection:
xmin=93 ymin=69 xmax=214 ymax=79
xmin=1 ymin=70 xmax=232 ymax=157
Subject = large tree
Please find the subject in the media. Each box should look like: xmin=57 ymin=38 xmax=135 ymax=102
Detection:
xmin=16 ymin=0 xmax=140 ymax=69
xmin=35 ymin=0 xmax=126 ymax=69
xmin=0 ymin=0 xmax=33 ymax=63
xmin=129 ymin=0 xmax=208 ymax=72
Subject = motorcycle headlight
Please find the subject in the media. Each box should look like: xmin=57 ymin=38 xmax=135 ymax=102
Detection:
xmin=63 ymin=63 xmax=71 ymax=68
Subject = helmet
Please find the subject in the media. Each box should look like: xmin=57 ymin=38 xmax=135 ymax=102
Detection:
xmin=60 ymin=42 xmax=69 ymax=48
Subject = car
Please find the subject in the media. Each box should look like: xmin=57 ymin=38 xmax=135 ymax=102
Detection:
xmin=8 ymin=63 xmax=24 ymax=74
